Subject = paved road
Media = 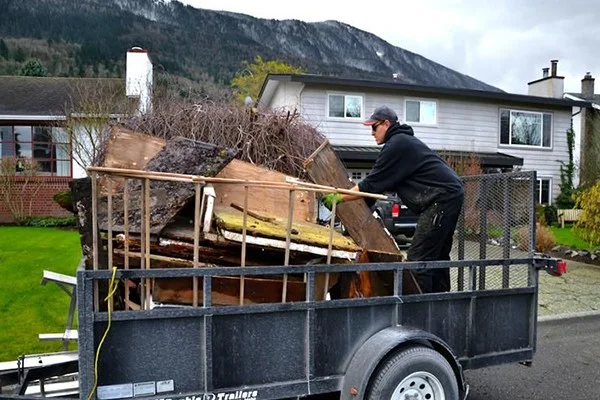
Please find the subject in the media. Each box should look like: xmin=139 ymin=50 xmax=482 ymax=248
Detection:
xmin=465 ymin=314 xmax=600 ymax=399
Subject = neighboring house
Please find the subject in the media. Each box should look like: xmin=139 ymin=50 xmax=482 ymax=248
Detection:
xmin=0 ymin=48 xmax=153 ymax=223
xmin=258 ymin=71 xmax=589 ymax=205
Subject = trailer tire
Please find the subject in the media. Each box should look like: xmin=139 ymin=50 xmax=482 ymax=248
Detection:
xmin=367 ymin=345 xmax=459 ymax=400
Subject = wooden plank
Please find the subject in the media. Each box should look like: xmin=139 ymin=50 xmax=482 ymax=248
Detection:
xmin=214 ymin=208 xmax=361 ymax=252
xmin=214 ymin=159 xmax=315 ymax=223
xmin=304 ymin=141 xmax=398 ymax=252
xmin=100 ymin=127 xmax=166 ymax=194
xmin=220 ymin=230 xmax=358 ymax=260
xmin=102 ymin=127 xmax=166 ymax=171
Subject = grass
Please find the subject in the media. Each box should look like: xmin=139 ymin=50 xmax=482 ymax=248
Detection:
xmin=0 ymin=226 xmax=81 ymax=362
xmin=549 ymin=225 xmax=598 ymax=251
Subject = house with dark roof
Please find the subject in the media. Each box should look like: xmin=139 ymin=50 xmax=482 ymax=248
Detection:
xmin=0 ymin=48 xmax=153 ymax=223
xmin=258 ymin=69 xmax=589 ymax=205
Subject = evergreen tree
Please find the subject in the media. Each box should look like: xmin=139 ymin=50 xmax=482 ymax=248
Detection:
xmin=0 ymin=39 xmax=8 ymax=60
xmin=19 ymin=58 xmax=48 ymax=77
xmin=555 ymin=127 xmax=576 ymax=208
xmin=14 ymin=47 xmax=25 ymax=62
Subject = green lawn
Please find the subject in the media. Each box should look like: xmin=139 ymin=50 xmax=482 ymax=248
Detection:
xmin=0 ymin=226 xmax=82 ymax=361
xmin=549 ymin=225 xmax=597 ymax=251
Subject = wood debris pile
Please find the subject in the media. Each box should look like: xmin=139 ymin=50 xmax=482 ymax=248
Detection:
xmin=73 ymin=120 xmax=420 ymax=309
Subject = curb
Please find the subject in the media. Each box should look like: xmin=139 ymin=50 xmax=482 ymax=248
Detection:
xmin=538 ymin=309 xmax=600 ymax=322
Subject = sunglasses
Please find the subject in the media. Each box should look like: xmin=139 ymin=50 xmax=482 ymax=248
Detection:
xmin=371 ymin=121 xmax=384 ymax=131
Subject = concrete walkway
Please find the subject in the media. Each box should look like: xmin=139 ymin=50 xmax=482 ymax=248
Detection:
xmin=538 ymin=259 xmax=600 ymax=318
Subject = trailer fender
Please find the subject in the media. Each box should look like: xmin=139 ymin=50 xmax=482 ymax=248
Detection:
xmin=340 ymin=326 xmax=465 ymax=400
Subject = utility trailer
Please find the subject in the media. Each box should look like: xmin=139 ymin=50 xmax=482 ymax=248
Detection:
xmin=1 ymin=170 xmax=563 ymax=400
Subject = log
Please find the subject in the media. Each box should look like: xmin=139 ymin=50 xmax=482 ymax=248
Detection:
xmin=97 ymin=137 xmax=238 ymax=234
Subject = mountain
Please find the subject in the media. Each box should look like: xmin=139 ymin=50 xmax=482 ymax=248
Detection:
xmin=0 ymin=0 xmax=502 ymax=92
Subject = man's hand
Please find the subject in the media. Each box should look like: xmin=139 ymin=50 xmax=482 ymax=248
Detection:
xmin=322 ymin=193 xmax=343 ymax=210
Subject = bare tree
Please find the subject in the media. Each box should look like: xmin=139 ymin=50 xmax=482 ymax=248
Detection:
xmin=0 ymin=157 xmax=44 ymax=223
xmin=55 ymin=78 xmax=132 ymax=175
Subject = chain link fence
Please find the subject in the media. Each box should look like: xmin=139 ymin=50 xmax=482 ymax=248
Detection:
xmin=450 ymin=171 xmax=536 ymax=292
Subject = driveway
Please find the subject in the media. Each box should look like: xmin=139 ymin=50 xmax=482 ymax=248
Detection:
xmin=465 ymin=314 xmax=600 ymax=399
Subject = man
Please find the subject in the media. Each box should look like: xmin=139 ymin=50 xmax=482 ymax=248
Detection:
xmin=324 ymin=106 xmax=464 ymax=293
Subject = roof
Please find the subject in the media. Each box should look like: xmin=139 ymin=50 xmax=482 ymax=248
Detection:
xmin=565 ymin=92 xmax=600 ymax=104
xmin=259 ymin=74 xmax=591 ymax=109
xmin=0 ymin=76 xmax=125 ymax=117
xmin=333 ymin=145 xmax=523 ymax=167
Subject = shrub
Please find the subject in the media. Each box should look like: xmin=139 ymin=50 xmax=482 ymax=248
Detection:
xmin=543 ymin=204 xmax=558 ymax=226
xmin=53 ymin=190 xmax=74 ymax=213
xmin=516 ymin=223 xmax=556 ymax=252
xmin=574 ymin=181 xmax=600 ymax=246
xmin=21 ymin=216 xmax=76 ymax=227
xmin=0 ymin=157 xmax=43 ymax=223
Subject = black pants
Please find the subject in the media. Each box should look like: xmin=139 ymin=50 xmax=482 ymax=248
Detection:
xmin=407 ymin=194 xmax=464 ymax=293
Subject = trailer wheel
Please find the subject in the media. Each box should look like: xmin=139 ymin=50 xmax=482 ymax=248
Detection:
xmin=367 ymin=345 xmax=458 ymax=400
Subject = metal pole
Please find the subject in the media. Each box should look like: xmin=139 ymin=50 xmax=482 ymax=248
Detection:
xmin=478 ymin=179 xmax=488 ymax=290
xmin=502 ymin=175 xmax=511 ymax=288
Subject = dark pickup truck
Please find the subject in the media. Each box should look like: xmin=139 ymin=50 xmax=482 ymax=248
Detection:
xmin=372 ymin=194 xmax=418 ymax=239
xmin=318 ymin=194 xmax=418 ymax=240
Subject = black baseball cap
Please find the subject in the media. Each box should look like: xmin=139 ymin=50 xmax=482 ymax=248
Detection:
xmin=363 ymin=105 xmax=398 ymax=126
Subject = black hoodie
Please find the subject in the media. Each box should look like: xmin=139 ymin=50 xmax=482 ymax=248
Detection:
xmin=358 ymin=122 xmax=464 ymax=213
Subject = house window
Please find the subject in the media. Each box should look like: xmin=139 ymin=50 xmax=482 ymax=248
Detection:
xmin=405 ymin=100 xmax=437 ymax=124
xmin=500 ymin=109 xmax=552 ymax=148
xmin=348 ymin=170 xmax=368 ymax=184
xmin=350 ymin=171 xmax=363 ymax=182
xmin=328 ymin=94 xmax=363 ymax=119
xmin=0 ymin=125 xmax=71 ymax=177
xmin=535 ymin=178 xmax=551 ymax=205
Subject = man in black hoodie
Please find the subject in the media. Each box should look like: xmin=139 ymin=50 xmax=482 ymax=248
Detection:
xmin=337 ymin=105 xmax=464 ymax=293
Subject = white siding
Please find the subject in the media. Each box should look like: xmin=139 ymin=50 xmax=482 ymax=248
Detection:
xmin=269 ymin=82 xmax=304 ymax=112
xmin=270 ymin=82 xmax=574 ymax=204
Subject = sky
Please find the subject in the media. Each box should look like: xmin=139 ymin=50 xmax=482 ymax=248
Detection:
xmin=179 ymin=0 xmax=600 ymax=95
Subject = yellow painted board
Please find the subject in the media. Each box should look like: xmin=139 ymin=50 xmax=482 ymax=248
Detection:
xmin=214 ymin=208 xmax=360 ymax=252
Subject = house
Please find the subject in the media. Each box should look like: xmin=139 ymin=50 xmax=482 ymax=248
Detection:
xmin=0 ymin=48 xmax=153 ymax=223
xmin=258 ymin=71 xmax=589 ymax=205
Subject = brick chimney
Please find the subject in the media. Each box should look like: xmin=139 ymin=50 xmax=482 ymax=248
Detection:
xmin=581 ymin=72 xmax=595 ymax=100
xmin=528 ymin=60 xmax=564 ymax=98
xmin=126 ymin=47 xmax=153 ymax=115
